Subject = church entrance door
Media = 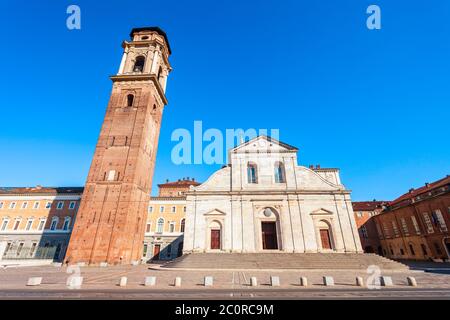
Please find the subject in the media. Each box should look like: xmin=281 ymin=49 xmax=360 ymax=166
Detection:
xmin=210 ymin=230 xmax=221 ymax=250
xmin=320 ymin=229 xmax=332 ymax=250
xmin=262 ymin=222 xmax=278 ymax=250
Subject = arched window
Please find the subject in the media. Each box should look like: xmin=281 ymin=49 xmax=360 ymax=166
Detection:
xmin=127 ymin=94 xmax=134 ymax=107
xmin=247 ymin=162 xmax=258 ymax=184
xmin=62 ymin=217 xmax=71 ymax=231
xmin=180 ymin=219 xmax=185 ymax=233
xmin=133 ymin=56 xmax=145 ymax=72
xmin=274 ymin=162 xmax=286 ymax=183
xmin=157 ymin=218 xmax=164 ymax=233
xmin=50 ymin=217 xmax=59 ymax=230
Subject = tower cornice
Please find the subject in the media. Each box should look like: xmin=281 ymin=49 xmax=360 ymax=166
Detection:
xmin=109 ymin=73 xmax=168 ymax=105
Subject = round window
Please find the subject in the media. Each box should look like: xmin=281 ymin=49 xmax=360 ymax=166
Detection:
xmin=263 ymin=208 xmax=273 ymax=217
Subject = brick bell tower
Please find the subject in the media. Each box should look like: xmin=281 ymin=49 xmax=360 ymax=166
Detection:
xmin=65 ymin=27 xmax=172 ymax=265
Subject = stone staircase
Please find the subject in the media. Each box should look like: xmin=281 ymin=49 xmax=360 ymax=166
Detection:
xmin=162 ymin=253 xmax=408 ymax=270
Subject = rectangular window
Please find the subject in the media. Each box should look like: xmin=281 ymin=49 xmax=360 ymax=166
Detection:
xmin=357 ymin=211 xmax=363 ymax=218
xmin=33 ymin=201 xmax=40 ymax=209
xmin=17 ymin=243 xmax=24 ymax=256
xmin=148 ymin=206 xmax=153 ymax=214
xmin=0 ymin=202 xmax=3 ymax=209
xmin=411 ymin=216 xmax=421 ymax=234
xmin=45 ymin=202 xmax=52 ymax=209
xmin=143 ymin=244 xmax=148 ymax=257
xmin=159 ymin=206 xmax=164 ymax=213
xmin=25 ymin=219 xmax=34 ymax=231
xmin=9 ymin=202 xmax=16 ymax=209
xmin=21 ymin=202 xmax=28 ymax=209
xmin=38 ymin=219 xmax=45 ymax=231
xmin=30 ymin=243 xmax=37 ymax=257
xmin=171 ymin=206 xmax=176 ymax=213
xmin=360 ymin=226 xmax=368 ymax=238
xmin=183 ymin=206 xmax=186 ymax=213
xmin=4 ymin=242 xmax=12 ymax=256
xmin=400 ymin=217 xmax=409 ymax=235
xmin=69 ymin=201 xmax=76 ymax=210
xmin=56 ymin=201 xmax=64 ymax=210
xmin=1 ymin=219 xmax=9 ymax=231
xmin=13 ymin=220 xmax=21 ymax=230
xmin=422 ymin=212 xmax=434 ymax=234
xmin=146 ymin=222 xmax=151 ymax=233
xmin=432 ymin=209 xmax=447 ymax=232
xmin=169 ymin=222 xmax=175 ymax=233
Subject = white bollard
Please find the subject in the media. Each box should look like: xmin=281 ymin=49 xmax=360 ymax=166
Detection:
xmin=356 ymin=276 xmax=364 ymax=287
xmin=131 ymin=260 xmax=139 ymax=266
xmin=380 ymin=276 xmax=393 ymax=287
xmin=99 ymin=262 xmax=108 ymax=267
xmin=119 ymin=276 xmax=127 ymax=287
xmin=323 ymin=276 xmax=335 ymax=286
xmin=407 ymin=276 xmax=417 ymax=287
xmin=66 ymin=276 xmax=83 ymax=289
xmin=250 ymin=277 xmax=258 ymax=287
xmin=27 ymin=277 xmax=42 ymax=286
xmin=204 ymin=276 xmax=213 ymax=287
xmin=300 ymin=277 xmax=308 ymax=287
xmin=144 ymin=276 xmax=156 ymax=286
xmin=270 ymin=276 xmax=280 ymax=287
xmin=174 ymin=277 xmax=182 ymax=287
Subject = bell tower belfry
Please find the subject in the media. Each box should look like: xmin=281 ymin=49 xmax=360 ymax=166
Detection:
xmin=65 ymin=27 xmax=172 ymax=265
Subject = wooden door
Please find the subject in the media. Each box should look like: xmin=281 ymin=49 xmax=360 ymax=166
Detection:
xmin=153 ymin=244 xmax=161 ymax=260
xmin=320 ymin=229 xmax=332 ymax=250
xmin=262 ymin=222 xmax=278 ymax=250
xmin=210 ymin=230 xmax=221 ymax=249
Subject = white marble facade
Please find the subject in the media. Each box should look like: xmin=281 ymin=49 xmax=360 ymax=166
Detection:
xmin=183 ymin=136 xmax=362 ymax=254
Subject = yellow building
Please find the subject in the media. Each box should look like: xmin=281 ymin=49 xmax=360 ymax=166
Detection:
xmin=0 ymin=186 xmax=83 ymax=263
xmin=143 ymin=178 xmax=199 ymax=261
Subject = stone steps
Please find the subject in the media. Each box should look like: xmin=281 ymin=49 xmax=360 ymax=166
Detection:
xmin=162 ymin=253 xmax=408 ymax=270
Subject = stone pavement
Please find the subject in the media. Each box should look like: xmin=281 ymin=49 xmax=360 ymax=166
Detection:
xmin=0 ymin=263 xmax=449 ymax=299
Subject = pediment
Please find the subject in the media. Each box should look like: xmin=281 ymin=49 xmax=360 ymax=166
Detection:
xmin=203 ymin=209 xmax=226 ymax=216
xmin=231 ymin=135 xmax=298 ymax=153
xmin=310 ymin=208 xmax=334 ymax=215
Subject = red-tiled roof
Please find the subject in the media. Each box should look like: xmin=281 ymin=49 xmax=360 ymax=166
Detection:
xmin=352 ymin=201 xmax=389 ymax=211
xmin=0 ymin=186 xmax=84 ymax=195
xmin=389 ymin=175 xmax=450 ymax=206
xmin=158 ymin=179 xmax=201 ymax=188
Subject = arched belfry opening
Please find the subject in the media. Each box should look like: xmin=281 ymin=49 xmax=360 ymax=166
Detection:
xmin=133 ymin=56 xmax=145 ymax=72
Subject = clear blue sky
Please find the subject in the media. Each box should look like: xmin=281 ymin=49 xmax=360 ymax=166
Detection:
xmin=0 ymin=0 xmax=449 ymax=200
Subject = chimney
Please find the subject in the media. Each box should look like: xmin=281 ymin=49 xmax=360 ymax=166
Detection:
xmin=166 ymin=179 xmax=169 ymax=183
xmin=409 ymin=188 xmax=414 ymax=193
xmin=309 ymin=165 xmax=314 ymax=169
xmin=316 ymin=164 xmax=321 ymax=169
xmin=425 ymin=182 xmax=429 ymax=187
xmin=192 ymin=178 xmax=195 ymax=181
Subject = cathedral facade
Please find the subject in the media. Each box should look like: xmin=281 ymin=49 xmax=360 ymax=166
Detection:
xmin=183 ymin=136 xmax=363 ymax=254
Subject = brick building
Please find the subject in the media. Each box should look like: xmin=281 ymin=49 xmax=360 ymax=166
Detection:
xmin=353 ymin=200 xmax=388 ymax=254
xmin=0 ymin=187 xmax=83 ymax=262
xmin=373 ymin=175 xmax=450 ymax=261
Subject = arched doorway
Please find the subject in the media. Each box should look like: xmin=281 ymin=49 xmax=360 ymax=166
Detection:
xmin=208 ymin=221 xmax=222 ymax=250
xmin=259 ymin=207 xmax=281 ymax=250
xmin=318 ymin=220 xmax=334 ymax=251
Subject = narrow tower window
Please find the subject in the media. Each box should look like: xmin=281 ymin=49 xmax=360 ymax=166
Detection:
xmin=127 ymin=94 xmax=134 ymax=107
xmin=133 ymin=56 xmax=145 ymax=72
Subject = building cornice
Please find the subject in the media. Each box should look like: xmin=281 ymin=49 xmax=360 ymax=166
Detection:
xmin=110 ymin=73 xmax=168 ymax=105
